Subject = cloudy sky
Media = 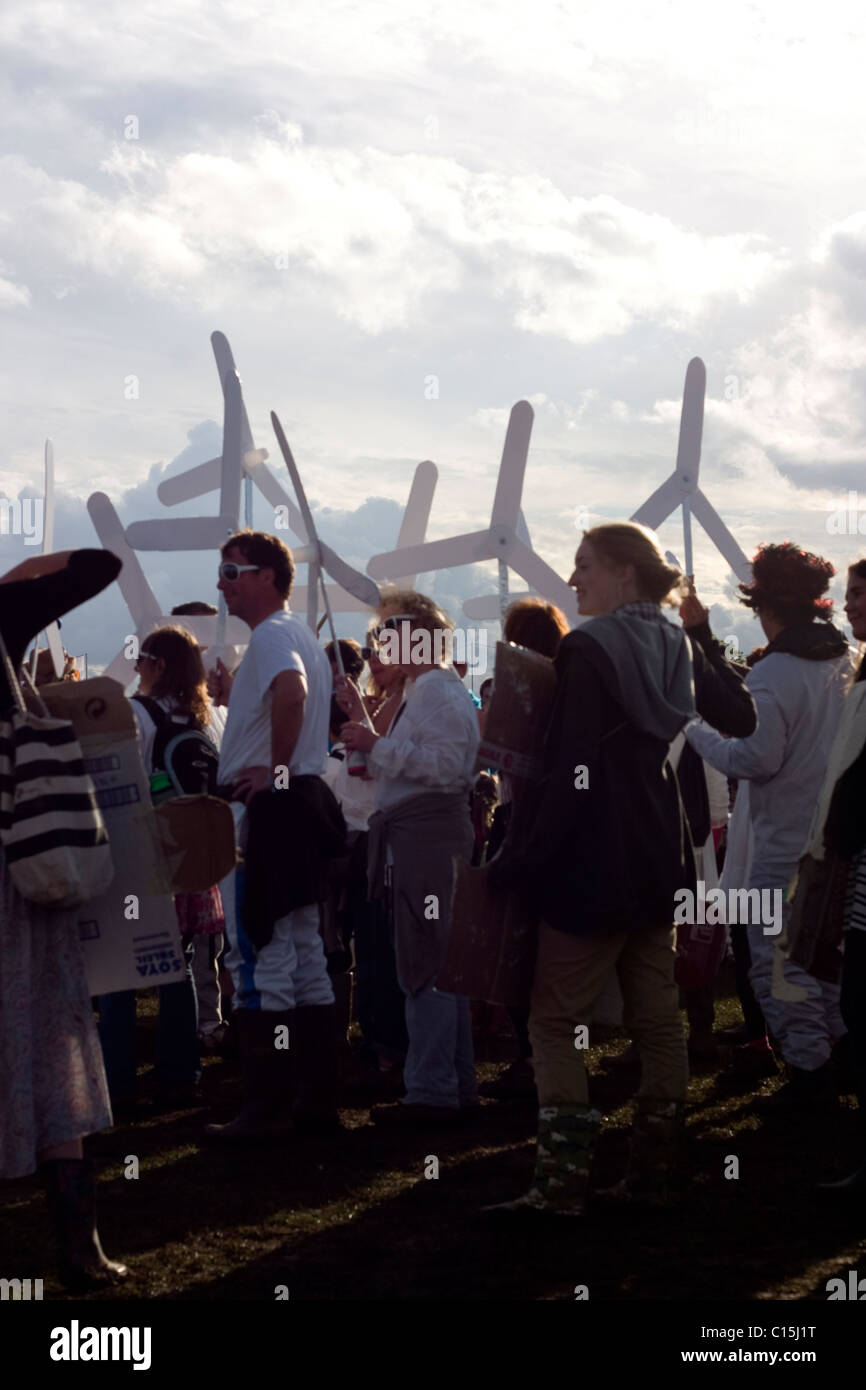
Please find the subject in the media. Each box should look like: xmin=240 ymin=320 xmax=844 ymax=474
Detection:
xmin=2 ymin=0 xmax=866 ymax=672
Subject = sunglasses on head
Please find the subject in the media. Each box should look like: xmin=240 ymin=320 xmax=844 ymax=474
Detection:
xmin=361 ymin=615 xmax=415 ymax=661
xmin=219 ymin=561 xmax=261 ymax=581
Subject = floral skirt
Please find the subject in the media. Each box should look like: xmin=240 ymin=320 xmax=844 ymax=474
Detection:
xmin=0 ymin=859 xmax=112 ymax=1181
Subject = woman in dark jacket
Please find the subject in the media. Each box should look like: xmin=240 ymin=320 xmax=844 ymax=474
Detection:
xmin=488 ymin=522 xmax=756 ymax=1216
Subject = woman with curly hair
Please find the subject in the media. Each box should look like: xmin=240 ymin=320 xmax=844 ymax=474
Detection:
xmin=685 ymin=542 xmax=853 ymax=1112
xmin=341 ymin=588 xmax=480 ymax=1127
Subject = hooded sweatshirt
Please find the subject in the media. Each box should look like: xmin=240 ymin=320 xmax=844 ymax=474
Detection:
xmin=498 ymin=602 xmax=755 ymax=936
xmin=685 ymin=621 xmax=852 ymax=891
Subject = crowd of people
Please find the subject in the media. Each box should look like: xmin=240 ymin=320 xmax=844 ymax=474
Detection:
xmin=2 ymin=520 xmax=865 ymax=1286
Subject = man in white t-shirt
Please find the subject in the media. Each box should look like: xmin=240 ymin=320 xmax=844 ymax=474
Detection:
xmin=202 ymin=531 xmax=345 ymax=1142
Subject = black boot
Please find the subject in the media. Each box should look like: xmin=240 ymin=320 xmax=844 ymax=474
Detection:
xmin=40 ymin=1158 xmax=129 ymax=1292
xmin=203 ymin=1009 xmax=295 ymax=1141
xmin=292 ymin=1004 xmax=343 ymax=1135
xmin=758 ymin=1060 xmax=837 ymax=1115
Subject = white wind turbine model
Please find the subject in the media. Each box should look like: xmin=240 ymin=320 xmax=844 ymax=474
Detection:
xmin=630 ymin=358 xmax=752 ymax=583
xmin=367 ymin=402 xmax=576 ymax=624
xmin=87 ymin=492 xmax=250 ymax=688
xmin=154 ymin=331 xmax=380 ymax=628
xmin=461 ymin=510 xmax=550 ymax=622
xmin=29 ymin=438 xmax=65 ymax=679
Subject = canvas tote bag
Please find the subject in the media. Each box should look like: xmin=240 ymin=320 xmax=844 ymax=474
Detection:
xmin=0 ymin=631 xmax=114 ymax=907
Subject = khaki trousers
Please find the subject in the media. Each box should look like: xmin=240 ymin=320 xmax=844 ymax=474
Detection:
xmin=529 ymin=922 xmax=688 ymax=1106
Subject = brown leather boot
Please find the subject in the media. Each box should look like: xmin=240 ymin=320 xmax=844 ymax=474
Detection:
xmin=203 ymin=1008 xmax=296 ymax=1141
xmin=40 ymin=1158 xmax=129 ymax=1292
xmin=292 ymin=1003 xmax=343 ymax=1135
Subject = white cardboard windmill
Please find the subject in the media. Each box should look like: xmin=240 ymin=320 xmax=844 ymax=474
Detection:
xmin=629 ymin=358 xmax=752 ymax=584
xmin=87 ymin=491 xmax=251 ymax=687
xmin=367 ymin=402 xmax=576 ymax=624
xmin=153 ymin=332 xmax=380 ymax=629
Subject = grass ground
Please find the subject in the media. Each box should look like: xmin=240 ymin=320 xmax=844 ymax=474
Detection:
xmin=3 ymin=968 xmax=865 ymax=1302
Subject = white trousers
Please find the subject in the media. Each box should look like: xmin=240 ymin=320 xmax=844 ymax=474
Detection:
xmin=219 ymin=804 xmax=332 ymax=1012
xmin=224 ymin=897 xmax=334 ymax=1012
xmin=748 ymin=919 xmax=845 ymax=1071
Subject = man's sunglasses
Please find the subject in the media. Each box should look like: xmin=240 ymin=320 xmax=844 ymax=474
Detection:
xmin=219 ymin=562 xmax=261 ymax=581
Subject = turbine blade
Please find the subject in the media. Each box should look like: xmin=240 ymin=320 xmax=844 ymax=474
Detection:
xmin=674 ymin=357 xmax=705 ymax=491
xmin=397 ymin=461 xmax=438 ymax=550
xmin=690 ymin=488 xmax=753 ymax=581
xmin=87 ymin=493 xmax=162 ymax=628
xmin=125 ymin=517 xmax=237 ymax=550
xmin=101 ymin=648 xmax=137 ymax=689
xmin=490 ymin=401 xmax=533 ymax=528
xmin=291 ymin=585 xmax=372 ymax=614
xmin=318 ymin=540 xmax=381 ymax=607
xmin=157 ymin=457 xmax=221 ymax=506
xmin=503 ymin=537 xmax=576 ymax=616
xmin=220 ymin=371 xmax=243 ymax=530
xmin=367 ymin=529 xmax=493 ymax=581
xmin=463 ymin=594 xmax=516 ymax=620
xmin=166 ymin=614 xmax=249 ymax=647
xmin=629 ymin=473 xmax=683 ymax=529
xmin=212 ymin=331 xmax=256 ymax=457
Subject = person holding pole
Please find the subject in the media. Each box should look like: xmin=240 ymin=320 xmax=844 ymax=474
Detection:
xmin=203 ymin=530 xmax=347 ymax=1142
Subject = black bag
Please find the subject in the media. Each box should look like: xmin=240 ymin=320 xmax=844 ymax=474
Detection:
xmin=785 ymin=850 xmax=849 ymax=984
xmin=132 ymin=696 xmax=220 ymax=799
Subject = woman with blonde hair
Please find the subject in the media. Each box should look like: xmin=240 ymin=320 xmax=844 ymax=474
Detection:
xmin=488 ymin=522 xmax=755 ymax=1214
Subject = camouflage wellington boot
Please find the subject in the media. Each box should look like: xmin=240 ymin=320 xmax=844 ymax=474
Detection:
xmin=606 ymin=1098 xmax=684 ymax=1203
xmin=484 ymin=1104 xmax=602 ymax=1216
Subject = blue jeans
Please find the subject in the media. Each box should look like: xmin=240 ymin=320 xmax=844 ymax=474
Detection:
xmin=402 ymin=986 xmax=477 ymax=1108
xmin=98 ymin=939 xmax=200 ymax=1097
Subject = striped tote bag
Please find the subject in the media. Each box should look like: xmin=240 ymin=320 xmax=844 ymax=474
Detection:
xmin=0 ymin=633 xmax=113 ymax=908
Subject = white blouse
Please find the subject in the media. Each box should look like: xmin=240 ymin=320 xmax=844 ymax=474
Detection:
xmin=367 ymin=666 xmax=480 ymax=812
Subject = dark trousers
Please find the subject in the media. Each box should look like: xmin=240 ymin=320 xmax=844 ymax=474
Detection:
xmin=348 ymin=833 xmax=408 ymax=1062
xmin=98 ymin=937 xmax=200 ymax=1097
xmin=730 ymin=923 xmax=766 ymax=1039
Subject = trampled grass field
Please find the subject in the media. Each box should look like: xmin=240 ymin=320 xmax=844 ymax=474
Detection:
xmin=3 ymin=972 xmax=865 ymax=1302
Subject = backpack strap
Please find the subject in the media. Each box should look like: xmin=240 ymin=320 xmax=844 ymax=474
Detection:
xmin=132 ymin=695 xmax=194 ymax=773
xmin=132 ymin=694 xmax=167 ymax=726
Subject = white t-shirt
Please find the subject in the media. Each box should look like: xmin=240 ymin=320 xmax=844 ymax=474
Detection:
xmin=217 ymin=607 xmax=331 ymax=784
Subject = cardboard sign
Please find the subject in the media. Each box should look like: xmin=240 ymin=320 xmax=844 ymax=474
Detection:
xmin=37 ymin=677 xmax=184 ymax=995
xmin=476 ymin=641 xmax=556 ymax=777
xmin=438 ymin=858 xmax=538 ymax=1008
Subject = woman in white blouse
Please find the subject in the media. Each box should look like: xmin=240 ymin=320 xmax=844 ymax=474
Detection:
xmin=341 ymin=590 xmax=480 ymax=1129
